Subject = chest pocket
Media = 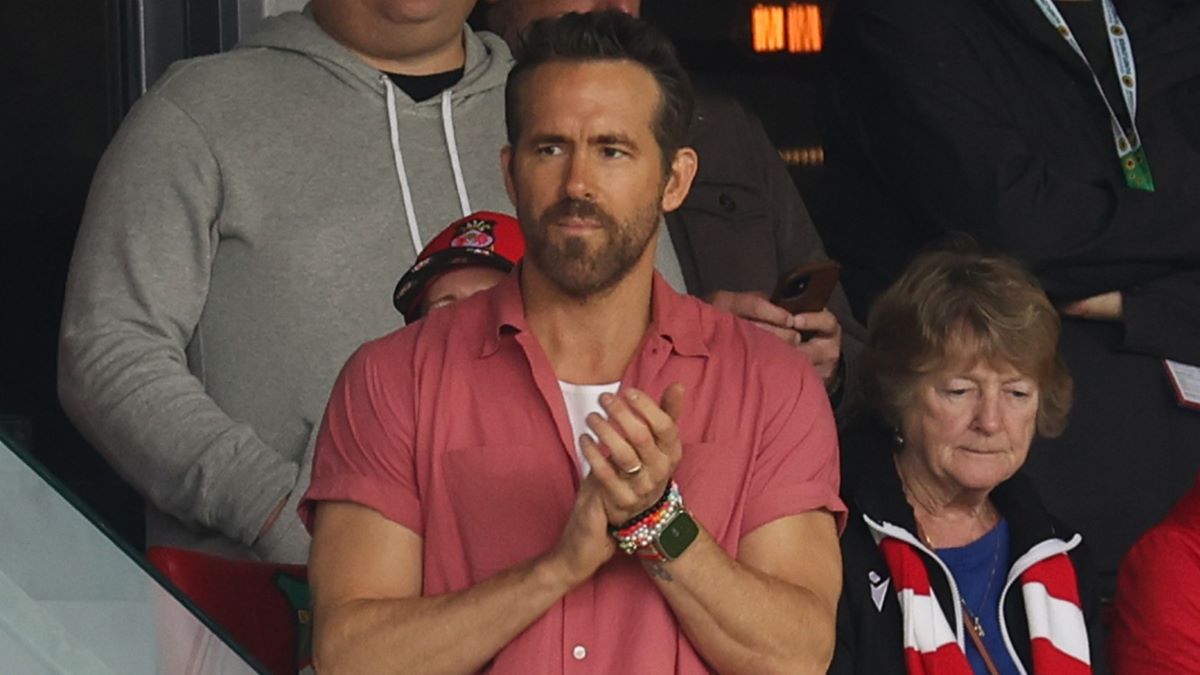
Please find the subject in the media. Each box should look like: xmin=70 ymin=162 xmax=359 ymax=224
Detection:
xmin=440 ymin=444 xmax=575 ymax=580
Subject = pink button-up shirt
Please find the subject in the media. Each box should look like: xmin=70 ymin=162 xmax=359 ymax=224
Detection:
xmin=302 ymin=272 xmax=844 ymax=673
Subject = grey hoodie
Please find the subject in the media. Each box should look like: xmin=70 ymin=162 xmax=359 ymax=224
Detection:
xmin=58 ymin=11 xmax=514 ymax=562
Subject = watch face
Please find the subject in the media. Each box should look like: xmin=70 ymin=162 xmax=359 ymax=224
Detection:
xmin=659 ymin=511 xmax=700 ymax=560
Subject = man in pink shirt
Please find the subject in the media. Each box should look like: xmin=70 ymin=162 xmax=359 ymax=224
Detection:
xmin=301 ymin=11 xmax=844 ymax=674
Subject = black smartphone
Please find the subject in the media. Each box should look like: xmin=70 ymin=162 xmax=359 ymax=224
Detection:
xmin=770 ymin=260 xmax=841 ymax=314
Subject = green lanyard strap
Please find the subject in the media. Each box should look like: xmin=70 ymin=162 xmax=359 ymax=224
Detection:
xmin=1032 ymin=0 xmax=1155 ymax=191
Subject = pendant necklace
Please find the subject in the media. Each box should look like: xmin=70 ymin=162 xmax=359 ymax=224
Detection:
xmin=921 ymin=527 xmax=1001 ymax=638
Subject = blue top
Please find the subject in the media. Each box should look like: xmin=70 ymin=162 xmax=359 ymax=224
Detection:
xmin=937 ymin=519 xmax=1019 ymax=675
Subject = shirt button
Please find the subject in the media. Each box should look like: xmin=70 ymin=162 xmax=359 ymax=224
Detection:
xmin=572 ymin=645 xmax=587 ymax=660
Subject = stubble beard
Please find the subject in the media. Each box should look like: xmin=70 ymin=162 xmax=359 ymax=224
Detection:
xmin=524 ymin=196 xmax=661 ymax=299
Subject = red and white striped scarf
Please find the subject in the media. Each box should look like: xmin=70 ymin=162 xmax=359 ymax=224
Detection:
xmin=878 ymin=537 xmax=1092 ymax=675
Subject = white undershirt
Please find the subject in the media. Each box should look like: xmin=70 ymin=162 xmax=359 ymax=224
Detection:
xmin=558 ymin=380 xmax=621 ymax=476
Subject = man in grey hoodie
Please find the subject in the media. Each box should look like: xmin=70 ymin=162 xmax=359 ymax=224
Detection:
xmin=58 ymin=0 xmax=518 ymax=563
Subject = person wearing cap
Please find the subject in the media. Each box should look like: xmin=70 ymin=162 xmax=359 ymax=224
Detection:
xmin=393 ymin=211 xmax=526 ymax=324
xmin=302 ymin=12 xmax=843 ymax=674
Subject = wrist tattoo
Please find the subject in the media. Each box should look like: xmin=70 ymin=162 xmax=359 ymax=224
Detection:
xmin=646 ymin=561 xmax=674 ymax=582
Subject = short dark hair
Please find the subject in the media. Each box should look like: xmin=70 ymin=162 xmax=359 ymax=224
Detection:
xmin=504 ymin=11 xmax=695 ymax=170
xmin=863 ymin=249 xmax=1073 ymax=438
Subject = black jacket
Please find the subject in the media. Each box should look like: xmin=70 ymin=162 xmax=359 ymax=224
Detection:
xmin=821 ymin=0 xmax=1200 ymax=594
xmin=830 ymin=420 xmax=1108 ymax=674
xmin=666 ymin=87 xmax=866 ymax=418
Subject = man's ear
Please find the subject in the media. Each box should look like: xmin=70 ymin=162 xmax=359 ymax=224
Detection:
xmin=660 ymin=146 xmax=698 ymax=213
xmin=500 ymin=145 xmax=518 ymax=208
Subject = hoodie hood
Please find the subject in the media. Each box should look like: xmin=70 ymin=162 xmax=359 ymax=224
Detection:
xmin=236 ymin=8 xmax=513 ymax=252
xmin=237 ymin=8 xmax=513 ymax=103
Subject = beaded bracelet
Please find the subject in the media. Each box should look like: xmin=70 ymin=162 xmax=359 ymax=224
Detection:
xmin=610 ymin=482 xmax=684 ymax=555
xmin=608 ymin=482 xmax=673 ymax=536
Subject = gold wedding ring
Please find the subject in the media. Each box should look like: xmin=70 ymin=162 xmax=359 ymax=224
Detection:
xmin=623 ymin=463 xmax=644 ymax=477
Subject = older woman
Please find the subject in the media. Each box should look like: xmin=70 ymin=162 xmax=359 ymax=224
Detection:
xmin=829 ymin=250 xmax=1104 ymax=675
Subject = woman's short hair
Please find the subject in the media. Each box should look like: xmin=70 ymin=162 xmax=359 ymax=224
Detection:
xmin=863 ymin=249 xmax=1072 ymax=437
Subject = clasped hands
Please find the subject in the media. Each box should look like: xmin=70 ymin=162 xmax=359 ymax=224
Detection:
xmin=553 ymin=383 xmax=686 ymax=582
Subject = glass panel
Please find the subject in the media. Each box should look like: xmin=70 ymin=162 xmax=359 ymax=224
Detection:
xmin=0 ymin=436 xmax=261 ymax=674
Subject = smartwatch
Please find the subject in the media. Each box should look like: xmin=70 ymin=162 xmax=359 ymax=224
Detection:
xmin=649 ymin=509 xmax=700 ymax=561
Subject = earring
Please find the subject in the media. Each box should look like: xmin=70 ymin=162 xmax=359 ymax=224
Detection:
xmin=893 ymin=427 xmax=905 ymax=448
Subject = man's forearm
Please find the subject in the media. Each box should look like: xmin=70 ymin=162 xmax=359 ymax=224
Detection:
xmin=648 ymin=528 xmax=836 ymax=675
xmin=315 ymin=553 xmax=577 ymax=674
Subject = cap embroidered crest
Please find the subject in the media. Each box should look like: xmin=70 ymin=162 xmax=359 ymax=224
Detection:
xmin=393 ymin=211 xmax=525 ymax=324
xmin=449 ymin=220 xmax=496 ymax=250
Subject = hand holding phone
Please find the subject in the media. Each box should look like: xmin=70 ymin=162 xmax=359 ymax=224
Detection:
xmin=770 ymin=260 xmax=841 ymax=315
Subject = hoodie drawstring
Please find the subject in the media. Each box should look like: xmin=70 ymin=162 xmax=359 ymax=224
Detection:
xmin=382 ymin=77 xmax=475 ymax=254
xmin=440 ymin=90 xmax=473 ymax=218
xmin=384 ymin=77 xmax=423 ymax=254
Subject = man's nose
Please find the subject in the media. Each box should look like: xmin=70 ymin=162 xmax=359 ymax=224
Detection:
xmin=563 ymin=153 xmax=594 ymax=201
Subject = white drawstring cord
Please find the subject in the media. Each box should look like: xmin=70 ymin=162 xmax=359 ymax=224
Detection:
xmin=440 ymin=90 xmax=472 ymax=218
xmin=384 ymin=76 xmax=423 ymax=253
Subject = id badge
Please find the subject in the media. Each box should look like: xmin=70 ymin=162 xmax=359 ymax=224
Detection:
xmin=1121 ymin=145 xmax=1155 ymax=192
xmin=1165 ymin=359 xmax=1200 ymax=412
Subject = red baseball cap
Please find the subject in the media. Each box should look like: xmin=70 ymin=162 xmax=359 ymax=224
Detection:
xmin=393 ymin=211 xmax=525 ymax=323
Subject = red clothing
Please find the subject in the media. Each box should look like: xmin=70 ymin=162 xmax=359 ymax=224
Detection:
xmin=1110 ymin=475 xmax=1200 ymax=674
xmin=301 ymin=271 xmax=844 ymax=674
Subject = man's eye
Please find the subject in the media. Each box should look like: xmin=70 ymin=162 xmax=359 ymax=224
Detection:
xmin=601 ymin=147 xmax=628 ymax=158
xmin=1007 ymin=389 xmax=1032 ymax=399
xmin=536 ymin=145 xmax=563 ymax=156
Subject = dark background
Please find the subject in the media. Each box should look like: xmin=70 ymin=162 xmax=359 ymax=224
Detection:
xmin=0 ymin=0 xmax=830 ymax=550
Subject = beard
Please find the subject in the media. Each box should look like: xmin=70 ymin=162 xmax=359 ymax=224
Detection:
xmin=522 ymin=195 xmax=661 ymax=299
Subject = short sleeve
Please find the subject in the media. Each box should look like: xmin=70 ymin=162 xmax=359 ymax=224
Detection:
xmin=299 ymin=335 xmax=423 ymax=535
xmin=741 ymin=343 xmax=847 ymax=535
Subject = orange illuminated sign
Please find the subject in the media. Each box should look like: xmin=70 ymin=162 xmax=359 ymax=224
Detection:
xmin=753 ymin=3 xmax=822 ymax=53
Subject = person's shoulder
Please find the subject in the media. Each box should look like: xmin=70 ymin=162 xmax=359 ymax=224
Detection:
xmin=696 ymin=299 xmax=819 ymax=380
xmin=691 ymin=85 xmax=752 ymax=126
xmin=340 ymin=303 xmax=480 ymax=386
xmin=147 ymin=13 xmax=345 ymax=111
xmin=469 ymin=28 xmax=513 ymax=65
xmin=459 ymin=26 xmax=514 ymax=96
xmin=1118 ymin=517 xmax=1200 ymax=602
xmin=411 ymin=288 xmax=498 ymax=354
xmin=148 ymin=46 xmax=280 ymax=101
xmin=345 ymin=321 xmax=420 ymax=373
xmin=1130 ymin=517 xmax=1200 ymax=563
xmin=685 ymin=83 xmax=762 ymax=154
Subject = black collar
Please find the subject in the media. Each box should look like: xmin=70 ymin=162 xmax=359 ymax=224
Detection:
xmin=841 ymin=414 xmax=1078 ymax=562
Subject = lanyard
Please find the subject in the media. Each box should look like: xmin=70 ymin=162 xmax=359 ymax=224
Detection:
xmin=1031 ymin=0 xmax=1155 ymax=191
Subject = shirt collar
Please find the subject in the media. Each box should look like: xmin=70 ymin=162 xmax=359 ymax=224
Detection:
xmin=479 ymin=268 xmax=709 ymax=359
xmin=648 ymin=273 xmax=708 ymax=358
xmin=480 ymin=267 xmax=526 ymax=358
